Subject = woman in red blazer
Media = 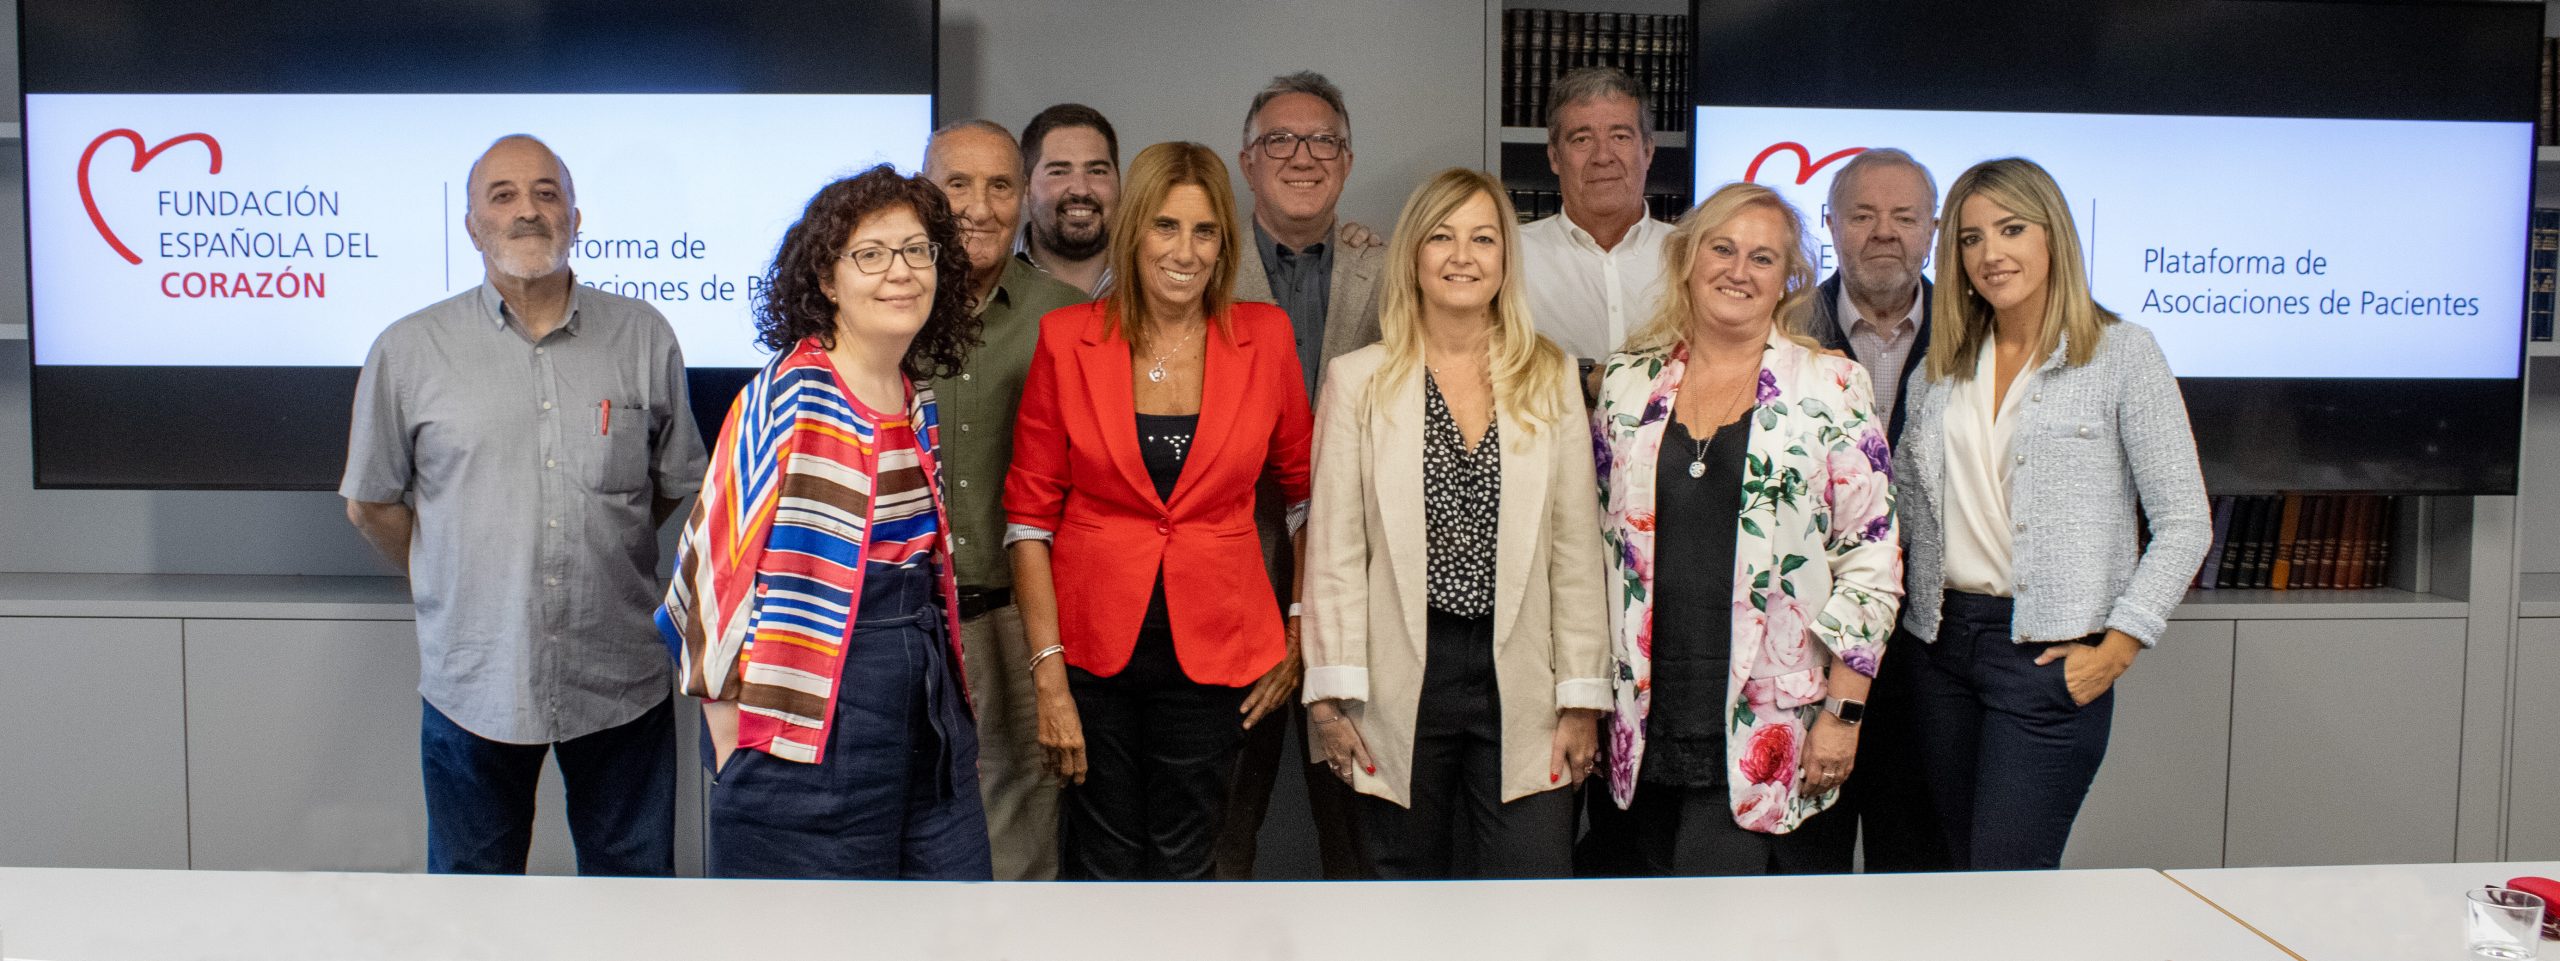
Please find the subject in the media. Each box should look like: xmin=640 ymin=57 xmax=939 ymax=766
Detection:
xmin=1005 ymin=141 xmax=1313 ymax=880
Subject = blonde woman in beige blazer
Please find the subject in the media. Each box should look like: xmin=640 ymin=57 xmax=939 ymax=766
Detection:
xmin=1299 ymin=169 xmax=1610 ymax=879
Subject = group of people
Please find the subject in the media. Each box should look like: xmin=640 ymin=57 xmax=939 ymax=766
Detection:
xmin=341 ymin=66 xmax=2211 ymax=884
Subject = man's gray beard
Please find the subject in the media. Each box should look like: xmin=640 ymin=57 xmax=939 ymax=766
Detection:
xmin=1846 ymin=266 xmax=1920 ymax=306
xmin=490 ymin=243 xmax=570 ymax=282
xmin=1036 ymin=216 xmax=1108 ymax=261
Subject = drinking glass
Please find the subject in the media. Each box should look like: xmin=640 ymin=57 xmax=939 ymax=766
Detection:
xmin=2470 ymin=886 xmax=2548 ymax=960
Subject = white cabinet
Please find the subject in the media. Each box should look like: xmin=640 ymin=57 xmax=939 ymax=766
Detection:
xmin=0 ymin=618 xmax=188 ymax=868
xmin=2226 ymin=618 xmax=2467 ymax=866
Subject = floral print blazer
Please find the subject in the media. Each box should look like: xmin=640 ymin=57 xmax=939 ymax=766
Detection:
xmin=1593 ymin=330 xmax=1904 ymax=834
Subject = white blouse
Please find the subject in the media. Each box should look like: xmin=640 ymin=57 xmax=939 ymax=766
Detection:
xmin=1941 ymin=340 xmax=2042 ymax=597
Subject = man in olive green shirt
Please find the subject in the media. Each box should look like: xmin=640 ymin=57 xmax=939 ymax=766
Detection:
xmin=923 ymin=119 xmax=1090 ymax=881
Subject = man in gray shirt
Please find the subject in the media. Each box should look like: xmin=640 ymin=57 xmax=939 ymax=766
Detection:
xmin=341 ymin=135 xmax=707 ymax=875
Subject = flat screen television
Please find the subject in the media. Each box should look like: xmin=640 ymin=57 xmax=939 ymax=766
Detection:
xmin=1690 ymin=0 xmax=2536 ymax=494
xmin=21 ymin=0 xmax=937 ymax=488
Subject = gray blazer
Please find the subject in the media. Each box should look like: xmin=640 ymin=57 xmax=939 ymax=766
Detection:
xmin=1895 ymin=320 xmax=2210 ymax=647
xmin=1243 ymin=223 xmax=1386 ymax=609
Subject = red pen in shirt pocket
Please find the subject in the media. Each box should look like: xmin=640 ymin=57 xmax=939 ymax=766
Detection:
xmin=599 ymin=399 xmax=612 ymax=436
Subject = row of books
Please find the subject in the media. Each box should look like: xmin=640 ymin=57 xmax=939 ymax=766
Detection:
xmin=1500 ymin=9 xmax=1692 ymax=133
xmin=2533 ymin=207 xmax=2556 ymax=342
xmin=2196 ymin=494 xmax=2397 ymax=591
xmin=1505 ymin=188 xmax=1691 ymax=225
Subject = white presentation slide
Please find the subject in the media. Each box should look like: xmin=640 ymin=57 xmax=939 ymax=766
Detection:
xmin=1692 ymin=105 xmax=2532 ymax=379
xmin=27 ymin=92 xmax=934 ymax=367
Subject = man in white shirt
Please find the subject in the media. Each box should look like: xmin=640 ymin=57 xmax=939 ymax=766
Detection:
xmin=1520 ymin=67 xmax=1675 ymax=369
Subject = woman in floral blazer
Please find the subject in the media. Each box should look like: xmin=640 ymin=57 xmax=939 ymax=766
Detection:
xmin=1582 ymin=182 xmax=1904 ymax=876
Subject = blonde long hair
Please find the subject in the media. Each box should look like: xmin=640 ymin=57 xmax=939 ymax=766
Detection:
xmin=1100 ymin=141 xmax=1242 ymax=349
xmin=1622 ymin=182 xmax=1822 ymax=354
xmin=1372 ymin=168 xmax=1568 ymax=432
xmin=1924 ymin=157 xmax=2116 ymax=382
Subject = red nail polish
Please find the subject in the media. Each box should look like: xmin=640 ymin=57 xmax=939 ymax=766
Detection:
xmin=1365 ymin=765 xmax=1376 ymax=774
xmin=1551 ymin=772 xmax=1561 ymax=783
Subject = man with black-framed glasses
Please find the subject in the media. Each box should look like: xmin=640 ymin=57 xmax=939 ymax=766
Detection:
xmin=1217 ymin=70 xmax=1385 ymax=881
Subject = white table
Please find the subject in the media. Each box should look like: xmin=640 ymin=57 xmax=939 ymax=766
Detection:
xmin=2167 ymin=861 xmax=2560 ymax=960
xmin=0 ymin=866 xmax=2293 ymax=961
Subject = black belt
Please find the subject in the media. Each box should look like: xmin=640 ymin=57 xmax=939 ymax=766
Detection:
xmin=956 ymin=586 xmax=1012 ymax=622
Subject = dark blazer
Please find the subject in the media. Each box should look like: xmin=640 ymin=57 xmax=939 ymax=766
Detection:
xmin=1805 ymin=273 xmax=1932 ymax=447
xmin=1004 ymin=300 xmax=1315 ymax=687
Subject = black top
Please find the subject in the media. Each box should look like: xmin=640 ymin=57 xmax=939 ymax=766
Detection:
xmin=1135 ymin=412 xmax=1198 ymax=503
xmin=1134 ymin=412 xmax=1199 ymax=639
xmin=1423 ymin=371 xmax=1501 ymax=619
xmin=1642 ymin=413 xmax=1748 ymax=787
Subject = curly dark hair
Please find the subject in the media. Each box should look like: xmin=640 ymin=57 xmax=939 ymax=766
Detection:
xmin=754 ymin=164 xmax=980 ymax=381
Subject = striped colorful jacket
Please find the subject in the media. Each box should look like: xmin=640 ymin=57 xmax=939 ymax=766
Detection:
xmin=656 ymin=339 xmax=965 ymax=764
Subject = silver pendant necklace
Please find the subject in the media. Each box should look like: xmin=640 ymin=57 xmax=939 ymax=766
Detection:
xmin=1686 ymin=367 xmax=1755 ymax=479
xmin=1145 ymin=322 xmax=1198 ymax=383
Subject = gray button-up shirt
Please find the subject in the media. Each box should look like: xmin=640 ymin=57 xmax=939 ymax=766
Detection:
xmin=341 ymin=281 xmax=708 ymax=744
xmin=1254 ymin=221 xmax=1333 ymax=399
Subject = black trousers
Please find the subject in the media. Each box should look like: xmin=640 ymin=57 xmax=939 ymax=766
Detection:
xmin=1059 ymin=615 xmax=1250 ymax=881
xmin=1831 ymin=627 xmax=1954 ymax=872
xmin=1356 ymin=610 xmax=1575 ymax=879
xmin=1911 ymin=590 xmax=2115 ymax=870
xmin=1579 ymin=777 xmax=1856 ymax=876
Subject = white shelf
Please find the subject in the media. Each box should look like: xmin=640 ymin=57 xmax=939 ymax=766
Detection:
xmin=0 ymin=122 xmax=18 ymax=140
xmin=2532 ymin=341 xmax=2560 ymax=357
xmin=0 ymin=324 xmax=23 ymax=341
xmin=2542 ymin=145 xmax=2560 ymax=166
xmin=2172 ymin=586 xmax=2468 ymax=621
xmin=1499 ymin=125 xmax=1686 ymax=148
xmin=0 ymin=573 xmax=414 ymax=620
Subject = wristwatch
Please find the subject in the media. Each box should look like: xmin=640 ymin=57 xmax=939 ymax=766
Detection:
xmin=1822 ymin=696 xmax=1866 ymax=726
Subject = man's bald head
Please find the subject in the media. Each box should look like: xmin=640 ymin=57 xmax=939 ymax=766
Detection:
xmin=466 ymin=134 xmax=576 ymax=212
xmin=462 ymin=134 xmax=579 ymax=282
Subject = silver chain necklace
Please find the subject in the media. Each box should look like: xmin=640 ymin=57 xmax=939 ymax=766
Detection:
xmin=1144 ymin=322 xmax=1198 ymax=383
xmin=1686 ymin=368 xmax=1756 ymax=479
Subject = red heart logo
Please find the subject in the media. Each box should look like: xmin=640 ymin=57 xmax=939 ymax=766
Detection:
xmin=78 ymin=129 xmax=224 ymax=265
xmin=1744 ymin=142 xmax=1866 ymax=186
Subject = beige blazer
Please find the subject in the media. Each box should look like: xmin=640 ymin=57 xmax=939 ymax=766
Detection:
xmin=1233 ymin=223 xmax=1384 ymax=374
xmin=1299 ymin=343 xmax=1611 ymax=807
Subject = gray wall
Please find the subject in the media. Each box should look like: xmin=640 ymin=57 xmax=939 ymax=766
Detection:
xmin=939 ymin=0 xmax=1489 ymax=241
xmin=0 ymin=0 xmax=1494 ymax=576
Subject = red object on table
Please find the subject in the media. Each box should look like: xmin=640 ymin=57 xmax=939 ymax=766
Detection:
xmin=2507 ymin=876 xmax=2560 ymax=941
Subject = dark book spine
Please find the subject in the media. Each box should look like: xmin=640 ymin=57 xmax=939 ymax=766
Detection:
xmin=2198 ymin=495 xmax=2234 ymax=589
xmin=2311 ymin=496 xmax=2338 ymax=589
xmin=1675 ymin=14 xmax=1692 ymax=133
xmin=2365 ymin=497 xmax=2385 ymax=586
xmin=1502 ymin=9 xmax=1515 ymax=129
xmin=2533 ymin=208 xmax=2557 ymax=341
xmin=1532 ymin=10 xmax=1553 ymax=129
xmin=2216 ymin=496 xmax=2253 ymax=589
xmin=2251 ymin=494 xmax=2283 ymax=589
xmin=2542 ymin=38 xmax=2554 ymax=147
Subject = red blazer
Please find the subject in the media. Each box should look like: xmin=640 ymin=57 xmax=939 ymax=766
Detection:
xmin=1005 ymin=300 xmax=1313 ymax=686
